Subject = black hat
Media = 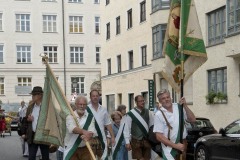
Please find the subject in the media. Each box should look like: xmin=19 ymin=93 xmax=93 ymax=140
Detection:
xmin=30 ymin=86 xmax=43 ymax=95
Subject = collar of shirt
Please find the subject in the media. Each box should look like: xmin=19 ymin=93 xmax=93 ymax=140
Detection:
xmin=89 ymin=102 xmax=102 ymax=111
xmin=135 ymin=107 xmax=142 ymax=113
xmin=34 ymin=103 xmax=41 ymax=108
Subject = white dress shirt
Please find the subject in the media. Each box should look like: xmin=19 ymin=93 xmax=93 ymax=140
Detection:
xmin=32 ymin=104 xmax=41 ymax=132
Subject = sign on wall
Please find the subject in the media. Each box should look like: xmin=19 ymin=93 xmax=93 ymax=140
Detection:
xmin=148 ymin=80 xmax=154 ymax=111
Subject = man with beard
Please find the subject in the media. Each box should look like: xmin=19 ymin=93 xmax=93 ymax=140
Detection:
xmin=64 ymin=95 xmax=96 ymax=160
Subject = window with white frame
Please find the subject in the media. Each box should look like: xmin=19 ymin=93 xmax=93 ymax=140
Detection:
xmin=17 ymin=45 xmax=31 ymax=63
xmin=0 ymin=77 xmax=4 ymax=95
xmin=128 ymin=50 xmax=133 ymax=69
xmin=208 ymin=7 xmax=226 ymax=46
xmin=95 ymin=17 xmax=100 ymax=34
xmin=208 ymin=67 xmax=227 ymax=94
xmin=117 ymin=55 xmax=121 ymax=73
xmin=0 ymin=45 xmax=3 ymax=63
xmin=152 ymin=24 xmax=166 ymax=59
xmin=71 ymin=77 xmax=84 ymax=94
xmin=43 ymin=15 xmax=57 ymax=32
xmin=140 ymin=1 xmax=146 ymax=22
xmin=227 ymin=0 xmax=240 ymax=35
xmin=69 ymin=0 xmax=82 ymax=3
xmin=127 ymin=9 xmax=132 ymax=29
xmin=141 ymin=45 xmax=147 ymax=66
xmin=16 ymin=14 xmax=30 ymax=32
xmin=96 ymin=47 xmax=100 ymax=63
xmin=18 ymin=77 xmax=32 ymax=86
xmin=94 ymin=0 xmax=99 ymax=4
xmin=70 ymin=46 xmax=84 ymax=63
xmin=69 ymin=16 xmax=83 ymax=33
xmin=44 ymin=46 xmax=58 ymax=63
xmin=0 ymin=13 xmax=2 ymax=31
xmin=106 ymin=22 xmax=110 ymax=40
xmin=152 ymin=0 xmax=170 ymax=12
xmin=116 ymin=16 xmax=120 ymax=35
xmin=107 ymin=58 xmax=111 ymax=75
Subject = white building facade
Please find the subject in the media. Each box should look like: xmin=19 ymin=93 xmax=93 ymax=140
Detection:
xmin=102 ymin=0 xmax=240 ymax=129
xmin=100 ymin=0 xmax=154 ymax=113
xmin=0 ymin=0 xmax=101 ymax=110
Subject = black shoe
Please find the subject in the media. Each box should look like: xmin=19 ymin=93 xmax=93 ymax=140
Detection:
xmin=2 ymin=134 xmax=4 ymax=138
xmin=0 ymin=134 xmax=2 ymax=137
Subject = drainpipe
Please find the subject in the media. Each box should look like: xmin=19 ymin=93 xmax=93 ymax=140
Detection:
xmin=62 ymin=0 xmax=66 ymax=95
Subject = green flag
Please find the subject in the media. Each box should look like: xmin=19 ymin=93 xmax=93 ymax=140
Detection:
xmin=34 ymin=62 xmax=72 ymax=147
xmin=161 ymin=0 xmax=207 ymax=92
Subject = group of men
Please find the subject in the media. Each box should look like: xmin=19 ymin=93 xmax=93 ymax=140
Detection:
xmin=20 ymin=86 xmax=195 ymax=160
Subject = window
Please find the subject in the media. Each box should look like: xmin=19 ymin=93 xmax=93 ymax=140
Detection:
xmin=140 ymin=1 xmax=146 ymax=22
xmin=117 ymin=55 xmax=121 ymax=73
xmin=208 ymin=67 xmax=227 ymax=94
xmin=152 ymin=0 xmax=170 ymax=12
xmin=69 ymin=0 xmax=82 ymax=2
xmin=0 ymin=13 xmax=2 ymax=31
xmin=95 ymin=17 xmax=100 ymax=34
xmin=71 ymin=77 xmax=85 ymax=94
xmin=17 ymin=46 xmax=31 ymax=63
xmin=0 ymin=77 xmax=4 ymax=95
xmin=152 ymin=24 xmax=166 ymax=58
xmin=107 ymin=58 xmax=111 ymax=75
xmin=0 ymin=45 xmax=3 ymax=63
xmin=106 ymin=22 xmax=110 ymax=40
xmin=116 ymin=16 xmax=120 ymax=35
xmin=70 ymin=46 xmax=84 ymax=63
xmin=94 ymin=0 xmax=100 ymax=4
xmin=44 ymin=46 xmax=58 ymax=63
xmin=128 ymin=93 xmax=134 ymax=110
xmin=106 ymin=94 xmax=115 ymax=114
xmin=141 ymin=45 xmax=147 ymax=66
xmin=208 ymin=7 xmax=226 ymax=46
xmin=96 ymin=47 xmax=100 ymax=63
xmin=16 ymin=14 xmax=30 ymax=32
xmin=106 ymin=0 xmax=109 ymax=5
xmin=128 ymin=51 xmax=133 ymax=69
xmin=18 ymin=77 xmax=32 ymax=86
xmin=227 ymin=0 xmax=240 ymax=35
xmin=69 ymin=16 xmax=83 ymax=33
xmin=127 ymin=9 xmax=132 ymax=29
xmin=43 ymin=15 xmax=57 ymax=32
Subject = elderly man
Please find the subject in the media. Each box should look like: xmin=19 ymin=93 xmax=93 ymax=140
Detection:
xmin=153 ymin=89 xmax=196 ymax=160
xmin=87 ymin=89 xmax=115 ymax=160
xmin=64 ymin=95 xmax=96 ymax=160
xmin=124 ymin=95 xmax=154 ymax=160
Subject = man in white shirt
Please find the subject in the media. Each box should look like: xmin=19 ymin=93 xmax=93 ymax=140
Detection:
xmin=64 ymin=95 xmax=96 ymax=160
xmin=18 ymin=101 xmax=28 ymax=122
xmin=87 ymin=89 xmax=115 ymax=160
xmin=153 ymin=89 xmax=196 ymax=160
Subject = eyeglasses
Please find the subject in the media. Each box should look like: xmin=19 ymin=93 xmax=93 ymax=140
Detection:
xmin=137 ymin=100 xmax=145 ymax=103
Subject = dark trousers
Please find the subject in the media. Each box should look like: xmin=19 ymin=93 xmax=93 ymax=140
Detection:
xmin=28 ymin=143 xmax=49 ymax=160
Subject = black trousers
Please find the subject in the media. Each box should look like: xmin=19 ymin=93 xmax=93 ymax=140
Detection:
xmin=28 ymin=143 xmax=49 ymax=160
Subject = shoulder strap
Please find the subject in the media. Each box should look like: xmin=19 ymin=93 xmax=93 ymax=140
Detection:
xmin=159 ymin=109 xmax=172 ymax=140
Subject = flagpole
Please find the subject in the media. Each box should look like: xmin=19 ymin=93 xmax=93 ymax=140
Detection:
xmin=41 ymin=55 xmax=96 ymax=160
xmin=180 ymin=0 xmax=185 ymax=159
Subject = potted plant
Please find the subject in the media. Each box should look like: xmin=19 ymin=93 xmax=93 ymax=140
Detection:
xmin=206 ymin=91 xmax=227 ymax=104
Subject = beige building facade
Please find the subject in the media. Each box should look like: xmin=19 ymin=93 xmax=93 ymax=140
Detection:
xmin=0 ymin=0 xmax=101 ymax=110
xmin=101 ymin=0 xmax=240 ymax=129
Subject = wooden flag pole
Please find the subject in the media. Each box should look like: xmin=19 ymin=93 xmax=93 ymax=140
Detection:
xmin=179 ymin=0 xmax=185 ymax=159
xmin=41 ymin=55 xmax=96 ymax=160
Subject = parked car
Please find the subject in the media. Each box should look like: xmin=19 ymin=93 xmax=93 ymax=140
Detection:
xmin=194 ymin=119 xmax=240 ymax=160
xmin=10 ymin=118 xmax=19 ymax=131
xmin=186 ymin=117 xmax=217 ymax=159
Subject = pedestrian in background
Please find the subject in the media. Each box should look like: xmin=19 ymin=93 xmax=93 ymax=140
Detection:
xmin=0 ymin=107 xmax=6 ymax=138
